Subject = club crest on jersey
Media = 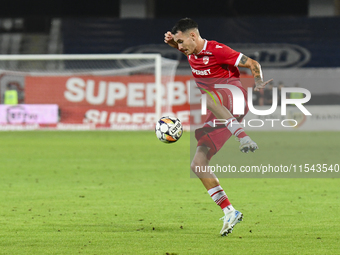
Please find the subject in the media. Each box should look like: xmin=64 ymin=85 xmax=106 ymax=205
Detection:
xmin=203 ymin=56 xmax=209 ymax=65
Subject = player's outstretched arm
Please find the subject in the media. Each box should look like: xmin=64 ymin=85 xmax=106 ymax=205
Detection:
xmin=164 ymin=31 xmax=179 ymax=49
xmin=237 ymin=55 xmax=273 ymax=91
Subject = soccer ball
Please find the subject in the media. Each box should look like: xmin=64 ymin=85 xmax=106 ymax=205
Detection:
xmin=155 ymin=116 xmax=183 ymax=143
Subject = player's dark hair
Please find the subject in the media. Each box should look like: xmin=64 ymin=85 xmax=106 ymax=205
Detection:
xmin=171 ymin=18 xmax=198 ymax=34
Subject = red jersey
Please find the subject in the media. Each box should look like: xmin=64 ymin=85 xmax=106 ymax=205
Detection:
xmin=188 ymin=40 xmax=244 ymax=90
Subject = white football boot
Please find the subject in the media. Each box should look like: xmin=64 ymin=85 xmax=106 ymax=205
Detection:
xmin=220 ymin=208 xmax=243 ymax=236
xmin=239 ymin=136 xmax=258 ymax=153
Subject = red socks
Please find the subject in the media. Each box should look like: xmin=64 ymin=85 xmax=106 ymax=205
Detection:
xmin=207 ymin=185 xmax=231 ymax=210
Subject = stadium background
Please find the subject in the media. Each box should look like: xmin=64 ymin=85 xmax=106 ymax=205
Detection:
xmin=0 ymin=1 xmax=340 ymax=254
xmin=0 ymin=0 xmax=339 ymax=130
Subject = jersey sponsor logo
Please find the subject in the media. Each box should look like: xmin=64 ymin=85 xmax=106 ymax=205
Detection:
xmin=215 ymin=45 xmax=223 ymax=48
xmin=204 ymin=51 xmax=212 ymax=55
xmin=203 ymin=56 xmax=209 ymax=65
xmin=191 ymin=67 xmax=211 ymax=76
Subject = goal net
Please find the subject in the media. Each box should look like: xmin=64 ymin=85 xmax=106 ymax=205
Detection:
xmin=0 ymin=54 xmax=179 ymax=130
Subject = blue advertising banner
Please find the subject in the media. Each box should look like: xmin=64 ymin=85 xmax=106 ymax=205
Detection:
xmin=62 ymin=17 xmax=340 ymax=68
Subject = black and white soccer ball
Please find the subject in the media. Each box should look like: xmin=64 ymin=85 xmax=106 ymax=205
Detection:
xmin=155 ymin=116 xmax=183 ymax=143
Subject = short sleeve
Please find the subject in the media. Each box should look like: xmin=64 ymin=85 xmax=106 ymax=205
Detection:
xmin=214 ymin=44 xmax=242 ymax=67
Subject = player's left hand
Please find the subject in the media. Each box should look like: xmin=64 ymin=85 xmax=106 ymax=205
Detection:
xmin=254 ymin=79 xmax=273 ymax=91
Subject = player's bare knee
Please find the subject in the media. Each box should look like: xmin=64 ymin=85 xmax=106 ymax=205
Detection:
xmin=191 ymin=155 xmax=209 ymax=173
xmin=191 ymin=158 xmax=204 ymax=172
xmin=190 ymin=160 xmax=200 ymax=172
xmin=191 ymin=162 xmax=206 ymax=178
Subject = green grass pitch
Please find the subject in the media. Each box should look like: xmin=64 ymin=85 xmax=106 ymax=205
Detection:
xmin=0 ymin=131 xmax=339 ymax=254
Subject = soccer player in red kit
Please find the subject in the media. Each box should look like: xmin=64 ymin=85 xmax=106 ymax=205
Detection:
xmin=164 ymin=18 xmax=272 ymax=236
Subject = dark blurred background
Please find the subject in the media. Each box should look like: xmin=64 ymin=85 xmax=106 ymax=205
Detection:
xmin=0 ymin=0 xmax=313 ymax=19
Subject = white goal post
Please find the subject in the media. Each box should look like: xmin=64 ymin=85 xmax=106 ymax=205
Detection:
xmin=0 ymin=54 xmax=179 ymax=129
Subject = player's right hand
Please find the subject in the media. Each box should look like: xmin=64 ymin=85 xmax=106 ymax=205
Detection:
xmin=164 ymin=31 xmax=174 ymax=43
xmin=164 ymin=31 xmax=178 ymax=48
